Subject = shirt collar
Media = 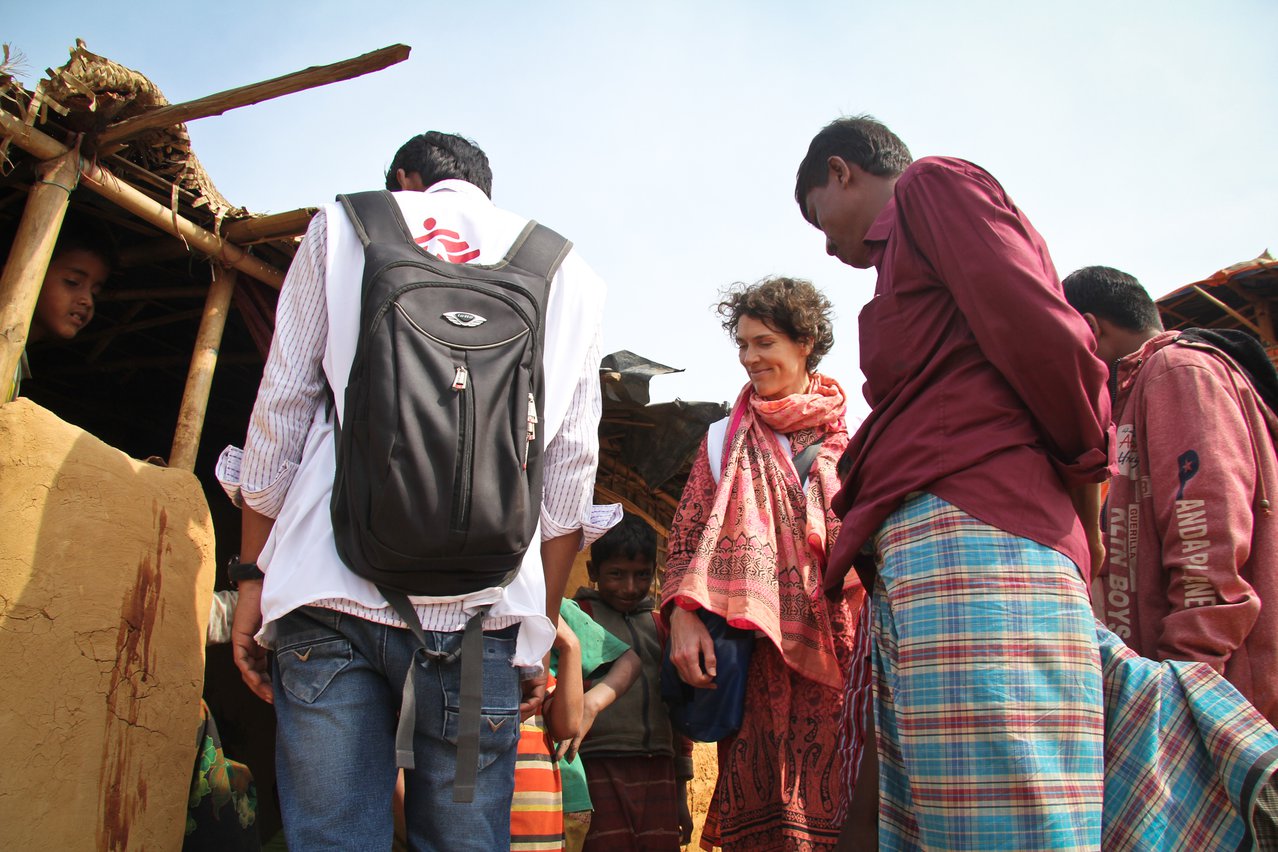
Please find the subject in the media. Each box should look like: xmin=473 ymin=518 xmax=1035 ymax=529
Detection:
xmin=864 ymin=196 xmax=897 ymax=268
xmin=420 ymin=179 xmax=492 ymax=203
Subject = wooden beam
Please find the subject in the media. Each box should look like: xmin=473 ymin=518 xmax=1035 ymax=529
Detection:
xmin=74 ymin=308 xmax=204 ymax=345
xmin=118 ymin=237 xmax=197 ymax=268
xmin=37 ymin=352 xmax=259 ymax=376
xmin=97 ymin=44 xmax=411 ymax=148
xmin=98 ymin=286 xmax=210 ymax=302
xmin=223 ymin=207 xmax=317 ymax=244
xmin=594 ymin=483 xmax=669 ymax=539
xmin=0 ymin=149 xmax=80 ymax=398
xmin=0 ymin=109 xmax=286 ymax=288
xmin=170 ymin=267 xmax=237 ymax=471
xmin=1191 ymin=285 xmax=1265 ymax=338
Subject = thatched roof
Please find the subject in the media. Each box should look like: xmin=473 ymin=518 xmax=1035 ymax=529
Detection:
xmin=1157 ymin=251 xmax=1278 ymax=361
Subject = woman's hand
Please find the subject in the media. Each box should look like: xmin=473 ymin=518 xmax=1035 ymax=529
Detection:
xmin=669 ymin=606 xmax=717 ymax=688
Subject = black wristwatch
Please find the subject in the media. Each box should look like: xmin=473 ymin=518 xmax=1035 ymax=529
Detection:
xmin=227 ymin=556 xmax=265 ymax=588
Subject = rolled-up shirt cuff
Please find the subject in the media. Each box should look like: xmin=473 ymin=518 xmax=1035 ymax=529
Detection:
xmin=216 ymin=444 xmax=298 ymax=518
xmin=1051 ymin=436 xmax=1116 ymax=488
xmin=214 ymin=446 xmax=245 ymax=506
xmin=541 ymin=502 xmax=623 ymax=550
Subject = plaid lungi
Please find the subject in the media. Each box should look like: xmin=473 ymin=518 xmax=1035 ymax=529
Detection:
xmin=872 ymin=494 xmax=1107 ymax=850
xmin=873 ymin=493 xmax=1278 ymax=851
xmin=1098 ymin=626 xmax=1278 ymax=850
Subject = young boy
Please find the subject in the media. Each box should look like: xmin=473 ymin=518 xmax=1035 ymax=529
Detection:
xmin=574 ymin=515 xmax=692 ymax=852
xmin=5 ymin=221 xmax=112 ymax=401
xmin=511 ymin=600 xmax=641 ymax=852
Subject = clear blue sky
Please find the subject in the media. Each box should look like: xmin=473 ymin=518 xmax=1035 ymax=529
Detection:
xmin=8 ymin=1 xmax=1277 ymax=416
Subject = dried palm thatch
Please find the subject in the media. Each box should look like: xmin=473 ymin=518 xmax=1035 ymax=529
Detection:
xmin=40 ymin=40 xmax=243 ymax=220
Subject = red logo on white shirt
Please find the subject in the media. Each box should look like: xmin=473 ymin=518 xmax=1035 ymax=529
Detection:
xmin=415 ymin=218 xmax=481 ymax=264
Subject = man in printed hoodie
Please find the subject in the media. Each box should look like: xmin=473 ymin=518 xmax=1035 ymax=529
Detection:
xmin=1064 ymin=265 xmax=1278 ymax=723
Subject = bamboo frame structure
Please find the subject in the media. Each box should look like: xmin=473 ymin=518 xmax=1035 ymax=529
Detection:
xmin=223 ymin=208 xmax=317 ymax=244
xmin=170 ymin=267 xmax=237 ymax=471
xmin=0 ymin=149 xmax=80 ymax=397
xmin=97 ymin=45 xmax=410 ymax=149
xmin=1191 ymin=285 xmax=1268 ymax=341
xmin=0 ymin=110 xmax=286 ymax=289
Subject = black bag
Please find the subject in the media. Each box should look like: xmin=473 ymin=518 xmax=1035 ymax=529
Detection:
xmin=660 ymin=609 xmax=754 ymax=742
xmin=331 ymin=190 xmax=571 ymax=596
xmin=329 ymin=190 xmax=570 ymax=803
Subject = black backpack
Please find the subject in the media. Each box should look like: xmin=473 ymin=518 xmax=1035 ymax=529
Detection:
xmin=329 ymin=190 xmax=570 ymax=802
xmin=331 ymin=190 xmax=570 ymax=596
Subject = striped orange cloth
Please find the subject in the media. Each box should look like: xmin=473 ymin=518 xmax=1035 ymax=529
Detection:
xmin=510 ymin=712 xmax=564 ymax=852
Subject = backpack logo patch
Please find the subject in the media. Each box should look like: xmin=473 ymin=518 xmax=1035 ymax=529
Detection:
xmin=443 ymin=311 xmax=487 ymax=328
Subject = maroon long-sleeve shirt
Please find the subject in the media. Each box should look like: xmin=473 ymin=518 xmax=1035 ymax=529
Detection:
xmin=828 ymin=156 xmax=1114 ymax=591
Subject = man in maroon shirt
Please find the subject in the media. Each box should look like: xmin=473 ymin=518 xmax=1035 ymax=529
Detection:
xmin=796 ymin=116 xmax=1114 ymax=849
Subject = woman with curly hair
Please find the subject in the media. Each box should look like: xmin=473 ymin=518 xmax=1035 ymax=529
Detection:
xmin=662 ymin=276 xmax=870 ymax=850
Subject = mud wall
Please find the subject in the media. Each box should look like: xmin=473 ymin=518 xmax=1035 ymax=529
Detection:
xmin=0 ymin=399 xmax=215 ymax=851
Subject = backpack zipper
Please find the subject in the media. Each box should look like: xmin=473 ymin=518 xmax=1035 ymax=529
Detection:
xmin=524 ymin=392 xmax=537 ymax=470
xmin=452 ymin=364 xmax=475 ymax=533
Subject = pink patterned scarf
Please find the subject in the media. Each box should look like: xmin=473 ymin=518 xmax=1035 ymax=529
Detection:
xmin=663 ymin=373 xmax=854 ymax=687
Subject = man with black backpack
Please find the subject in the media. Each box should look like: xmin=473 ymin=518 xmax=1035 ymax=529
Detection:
xmin=1063 ymin=265 xmax=1278 ymax=724
xmin=220 ymin=132 xmax=616 ymax=849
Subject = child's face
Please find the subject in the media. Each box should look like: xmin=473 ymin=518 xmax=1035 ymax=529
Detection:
xmin=590 ymin=556 xmax=655 ymax=614
xmin=32 ymin=249 xmax=107 ymax=341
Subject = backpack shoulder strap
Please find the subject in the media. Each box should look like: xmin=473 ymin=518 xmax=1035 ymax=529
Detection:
xmin=337 ymin=190 xmax=415 ymax=248
xmin=792 ymin=436 xmax=827 ymax=488
xmin=503 ymin=221 xmax=572 ymax=283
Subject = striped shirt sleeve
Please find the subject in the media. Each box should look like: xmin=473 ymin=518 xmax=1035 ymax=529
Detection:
xmin=238 ymin=212 xmax=330 ymax=518
xmin=539 ymin=326 xmax=609 ymax=545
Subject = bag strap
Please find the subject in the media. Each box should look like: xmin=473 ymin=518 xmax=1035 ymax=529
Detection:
xmin=503 ymin=221 xmax=572 ymax=283
xmin=792 ymin=437 xmax=826 ymax=488
xmin=337 ymin=190 xmax=417 ymax=248
xmin=380 ymin=586 xmax=491 ymax=804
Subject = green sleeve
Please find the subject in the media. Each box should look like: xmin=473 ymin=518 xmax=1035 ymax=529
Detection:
xmin=553 ymin=598 xmax=630 ymax=678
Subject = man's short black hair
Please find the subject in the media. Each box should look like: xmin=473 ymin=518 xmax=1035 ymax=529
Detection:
xmin=385 ymin=132 xmax=493 ymax=197
xmin=1062 ymin=266 xmax=1163 ymax=333
xmin=794 ymin=115 xmax=913 ymax=218
xmin=590 ymin=513 xmax=657 ymax=567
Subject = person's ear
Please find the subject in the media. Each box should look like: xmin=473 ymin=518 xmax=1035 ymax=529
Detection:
xmin=395 ymin=168 xmax=425 ymax=191
xmin=827 ymin=156 xmax=854 ymax=187
xmin=1082 ymin=312 xmax=1102 ymax=341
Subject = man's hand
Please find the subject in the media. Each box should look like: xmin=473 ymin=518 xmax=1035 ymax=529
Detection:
xmin=669 ymin=606 xmax=716 ymax=688
xmin=520 ymin=668 xmax=548 ymax=721
xmin=230 ymin=579 xmax=273 ymax=703
xmin=1069 ymin=482 xmax=1106 ymax=579
xmin=678 ymin=780 xmax=694 ymax=845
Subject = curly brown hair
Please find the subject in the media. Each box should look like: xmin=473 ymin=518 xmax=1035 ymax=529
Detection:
xmin=716 ymin=276 xmax=834 ymax=371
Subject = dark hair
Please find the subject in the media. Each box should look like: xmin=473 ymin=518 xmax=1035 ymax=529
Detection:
xmin=385 ymin=132 xmax=493 ymax=196
xmin=52 ymin=215 xmax=117 ymax=273
xmin=590 ymin=514 xmax=656 ymax=567
xmin=794 ymin=115 xmax=912 ymax=219
xmin=716 ymin=276 xmax=834 ymax=371
xmin=1 ymin=214 xmax=117 ymax=274
xmin=1062 ymin=266 xmax=1163 ymax=333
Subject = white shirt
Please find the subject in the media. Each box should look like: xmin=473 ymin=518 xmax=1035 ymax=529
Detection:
xmin=217 ymin=180 xmax=617 ymax=667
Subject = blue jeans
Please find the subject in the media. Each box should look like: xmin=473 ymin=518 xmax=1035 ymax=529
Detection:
xmin=271 ymin=606 xmax=522 ymax=851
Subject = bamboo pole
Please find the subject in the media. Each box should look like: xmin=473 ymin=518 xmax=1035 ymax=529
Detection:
xmin=0 ymin=149 xmax=80 ymax=399
xmin=1191 ymin=285 xmax=1265 ymax=338
xmin=170 ymin=266 xmax=237 ymax=471
xmin=0 ymin=109 xmax=286 ymax=289
xmin=223 ymin=207 xmax=317 ymax=244
xmin=97 ymin=44 xmax=411 ymax=148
